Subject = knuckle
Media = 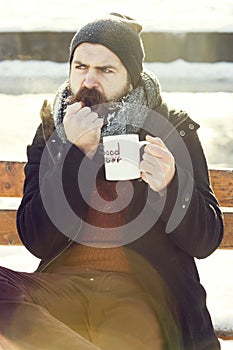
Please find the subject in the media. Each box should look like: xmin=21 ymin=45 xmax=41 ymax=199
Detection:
xmin=90 ymin=111 xmax=98 ymax=117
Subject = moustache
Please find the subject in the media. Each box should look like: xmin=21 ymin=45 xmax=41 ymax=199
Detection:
xmin=68 ymin=87 xmax=107 ymax=111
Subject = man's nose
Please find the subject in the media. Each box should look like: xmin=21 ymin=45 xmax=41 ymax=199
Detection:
xmin=83 ymin=70 xmax=98 ymax=89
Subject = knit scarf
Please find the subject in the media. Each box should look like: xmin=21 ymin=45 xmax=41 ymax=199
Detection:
xmin=52 ymin=70 xmax=170 ymax=142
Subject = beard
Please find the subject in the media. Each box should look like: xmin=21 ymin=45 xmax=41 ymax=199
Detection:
xmin=68 ymin=77 xmax=132 ymax=111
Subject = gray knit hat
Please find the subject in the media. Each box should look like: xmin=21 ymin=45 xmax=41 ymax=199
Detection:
xmin=69 ymin=13 xmax=145 ymax=88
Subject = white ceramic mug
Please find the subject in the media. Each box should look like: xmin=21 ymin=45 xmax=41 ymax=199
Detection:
xmin=103 ymin=134 xmax=149 ymax=181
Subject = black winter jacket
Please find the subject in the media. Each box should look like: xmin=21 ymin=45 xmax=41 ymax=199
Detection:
xmin=17 ymin=105 xmax=223 ymax=350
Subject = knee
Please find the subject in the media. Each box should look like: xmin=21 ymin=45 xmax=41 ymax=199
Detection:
xmin=0 ymin=267 xmax=25 ymax=302
xmin=0 ymin=281 xmax=25 ymax=302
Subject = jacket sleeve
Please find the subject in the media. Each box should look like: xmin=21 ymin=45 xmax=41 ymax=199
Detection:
xmin=16 ymin=124 xmax=100 ymax=260
xmin=150 ymin=125 xmax=224 ymax=259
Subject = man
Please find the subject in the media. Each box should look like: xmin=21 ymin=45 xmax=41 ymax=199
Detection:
xmin=0 ymin=13 xmax=223 ymax=350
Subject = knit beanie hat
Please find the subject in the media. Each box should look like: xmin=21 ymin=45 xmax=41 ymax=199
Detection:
xmin=69 ymin=13 xmax=145 ymax=88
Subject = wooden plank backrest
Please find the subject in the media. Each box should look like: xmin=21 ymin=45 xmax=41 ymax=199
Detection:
xmin=0 ymin=161 xmax=232 ymax=247
xmin=0 ymin=161 xmax=25 ymax=198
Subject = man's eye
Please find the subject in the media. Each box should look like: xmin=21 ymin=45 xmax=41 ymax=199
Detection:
xmin=101 ymin=67 xmax=113 ymax=73
xmin=74 ymin=64 xmax=86 ymax=70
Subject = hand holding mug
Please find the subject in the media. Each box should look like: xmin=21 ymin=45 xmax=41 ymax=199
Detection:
xmin=140 ymin=135 xmax=175 ymax=192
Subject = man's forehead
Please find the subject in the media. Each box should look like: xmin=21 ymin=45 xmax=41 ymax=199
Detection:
xmin=73 ymin=43 xmax=122 ymax=67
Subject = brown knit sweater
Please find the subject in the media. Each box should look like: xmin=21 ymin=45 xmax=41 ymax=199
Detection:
xmin=48 ymin=179 xmax=131 ymax=274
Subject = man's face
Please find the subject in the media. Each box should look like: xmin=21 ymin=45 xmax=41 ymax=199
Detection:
xmin=69 ymin=43 xmax=132 ymax=104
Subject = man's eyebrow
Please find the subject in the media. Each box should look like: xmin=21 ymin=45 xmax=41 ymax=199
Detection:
xmin=97 ymin=65 xmax=117 ymax=70
xmin=73 ymin=60 xmax=117 ymax=70
xmin=73 ymin=60 xmax=85 ymax=65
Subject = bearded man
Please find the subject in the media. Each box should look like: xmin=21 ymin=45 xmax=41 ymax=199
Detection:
xmin=0 ymin=13 xmax=223 ymax=350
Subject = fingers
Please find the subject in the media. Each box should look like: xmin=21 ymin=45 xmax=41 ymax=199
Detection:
xmin=65 ymin=104 xmax=92 ymax=120
xmin=94 ymin=118 xmax=104 ymax=129
xmin=64 ymin=102 xmax=83 ymax=118
xmin=143 ymin=135 xmax=173 ymax=162
xmin=144 ymin=136 xmax=169 ymax=157
xmin=140 ymin=154 xmax=156 ymax=175
xmin=64 ymin=103 xmax=102 ymax=127
xmin=146 ymin=135 xmax=167 ymax=148
xmin=140 ymin=135 xmax=175 ymax=192
xmin=141 ymin=171 xmax=166 ymax=191
xmin=144 ymin=144 xmax=171 ymax=160
xmin=140 ymin=154 xmax=166 ymax=179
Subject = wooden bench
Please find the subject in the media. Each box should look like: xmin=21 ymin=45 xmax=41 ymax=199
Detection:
xmin=0 ymin=160 xmax=232 ymax=247
xmin=0 ymin=160 xmax=233 ymax=342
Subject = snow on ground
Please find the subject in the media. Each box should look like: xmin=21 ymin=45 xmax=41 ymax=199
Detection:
xmin=195 ymin=250 xmax=233 ymax=334
xmin=219 ymin=339 xmax=233 ymax=349
xmin=1 ymin=0 xmax=233 ymax=32
xmin=0 ymin=246 xmax=39 ymax=272
xmin=1 ymin=60 xmax=233 ymax=94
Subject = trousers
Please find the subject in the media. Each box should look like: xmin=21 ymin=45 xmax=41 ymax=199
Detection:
xmin=0 ymin=266 xmax=164 ymax=350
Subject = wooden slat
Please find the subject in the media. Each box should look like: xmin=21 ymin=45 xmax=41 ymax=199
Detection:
xmin=0 ymin=210 xmax=22 ymax=245
xmin=209 ymin=168 xmax=233 ymax=207
xmin=0 ymin=161 xmax=25 ymax=197
xmin=0 ymin=209 xmax=232 ymax=247
xmin=220 ymin=210 xmax=233 ymax=249
xmin=0 ymin=161 xmax=232 ymax=205
xmin=215 ymin=329 xmax=233 ymax=341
